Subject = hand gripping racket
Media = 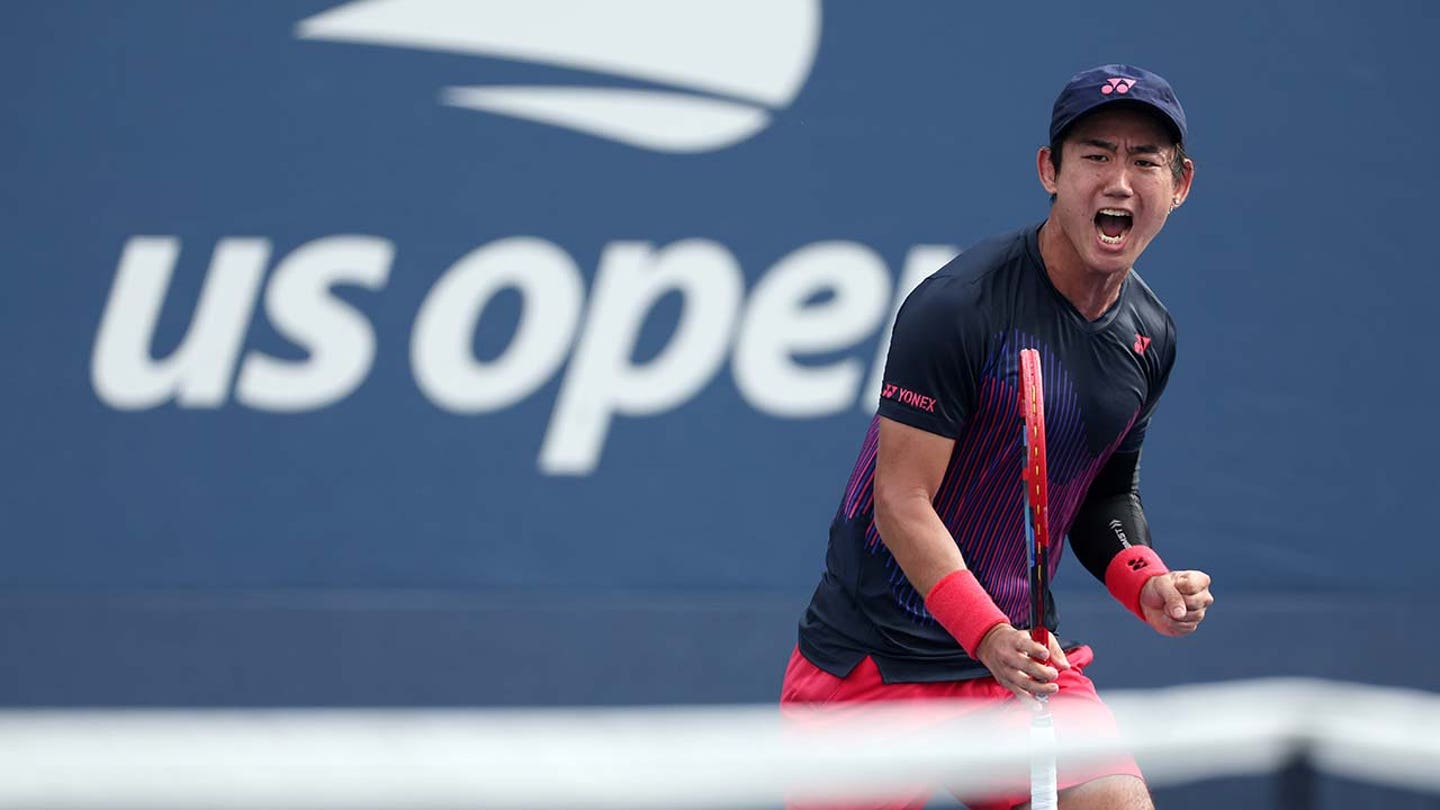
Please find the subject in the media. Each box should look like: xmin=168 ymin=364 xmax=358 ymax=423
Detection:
xmin=1019 ymin=348 xmax=1058 ymax=810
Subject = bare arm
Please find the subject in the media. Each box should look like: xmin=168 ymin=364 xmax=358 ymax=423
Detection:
xmin=872 ymin=416 xmax=1067 ymax=696
xmin=872 ymin=416 xmax=964 ymax=596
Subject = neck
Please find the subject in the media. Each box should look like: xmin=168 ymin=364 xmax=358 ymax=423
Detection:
xmin=1037 ymin=219 xmax=1128 ymax=321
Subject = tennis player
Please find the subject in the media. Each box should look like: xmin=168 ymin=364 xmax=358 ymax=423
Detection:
xmin=782 ymin=64 xmax=1215 ymax=810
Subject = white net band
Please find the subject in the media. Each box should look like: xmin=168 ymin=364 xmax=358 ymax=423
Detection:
xmin=0 ymin=678 xmax=1437 ymax=809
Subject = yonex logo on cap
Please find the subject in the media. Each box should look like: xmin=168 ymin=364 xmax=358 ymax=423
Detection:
xmin=1049 ymin=65 xmax=1187 ymax=144
xmin=1102 ymin=77 xmax=1137 ymax=95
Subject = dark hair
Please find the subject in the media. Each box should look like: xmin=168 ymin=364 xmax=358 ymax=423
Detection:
xmin=1047 ymin=111 xmax=1191 ymax=202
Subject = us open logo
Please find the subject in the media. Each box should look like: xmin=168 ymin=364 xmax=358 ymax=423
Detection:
xmin=296 ymin=0 xmax=822 ymax=152
xmin=91 ymin=0 xmax=960 ymax=477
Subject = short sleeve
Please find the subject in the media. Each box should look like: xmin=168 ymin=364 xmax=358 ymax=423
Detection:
xmin=876 ymin=276 xmax=984 ymax=438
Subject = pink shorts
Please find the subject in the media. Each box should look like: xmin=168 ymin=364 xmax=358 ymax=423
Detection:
xmin=779 ymin=645 xmax=1143 ymax=810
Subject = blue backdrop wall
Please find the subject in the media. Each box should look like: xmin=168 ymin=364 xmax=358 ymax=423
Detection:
xmin=2 ymin=1 xmax=1438 ymax=711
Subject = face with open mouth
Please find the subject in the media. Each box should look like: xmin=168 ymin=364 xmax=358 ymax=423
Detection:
xmin=1038 ymin=106 xmax=1192 ymax=278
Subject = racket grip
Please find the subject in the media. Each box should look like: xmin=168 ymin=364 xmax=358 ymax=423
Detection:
xmin=1030 ymin=703 xmax=1058 ymax=810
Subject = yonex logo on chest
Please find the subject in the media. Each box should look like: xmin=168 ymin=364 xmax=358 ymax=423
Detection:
xmin=1133 ymin=333 xmax=1152 ymax=355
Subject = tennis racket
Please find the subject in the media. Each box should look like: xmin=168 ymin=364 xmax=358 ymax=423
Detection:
xmin=1019 ymin=347 xmax=1057 ymax=810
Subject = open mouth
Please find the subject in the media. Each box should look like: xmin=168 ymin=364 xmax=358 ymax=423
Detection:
xmin=1094 ymin=208 xmax=1133 ymax=246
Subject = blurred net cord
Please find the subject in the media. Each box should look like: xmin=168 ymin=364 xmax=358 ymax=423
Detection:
xmin=0 ymin=678 xmax=1436 ymax=809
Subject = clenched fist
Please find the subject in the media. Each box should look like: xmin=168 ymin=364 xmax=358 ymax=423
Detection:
xmin=1139 ymin=570 xmax=1213 ymax=636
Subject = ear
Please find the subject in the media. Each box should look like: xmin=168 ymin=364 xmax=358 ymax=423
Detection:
xmin=1171 ymin=156 xmax=1195 ymax=207
xmin=1037 ymin=146 xmax=1059 ymax=196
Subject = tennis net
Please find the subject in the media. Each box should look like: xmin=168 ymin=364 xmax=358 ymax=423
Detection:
xmin=0 ymin=678 xmax=1436 ymax=809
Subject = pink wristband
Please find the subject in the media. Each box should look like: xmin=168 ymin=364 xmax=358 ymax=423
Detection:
xmin=1104 ymin=546 xmax=1169 ymax=620
xmin=923 ymin=569 xmax=1010 ymax=658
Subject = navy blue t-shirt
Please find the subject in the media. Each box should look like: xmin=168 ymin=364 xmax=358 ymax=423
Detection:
xmin=797 ymin=223 xmax=1176 ymax=683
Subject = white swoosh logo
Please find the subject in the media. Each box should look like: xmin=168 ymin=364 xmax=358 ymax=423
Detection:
xmin=296 ymin=0 xmax=821 ymax=153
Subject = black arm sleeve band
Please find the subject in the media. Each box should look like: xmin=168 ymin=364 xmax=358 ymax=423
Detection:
xmin=1068 ymin=450 xmax=1153 ymax=584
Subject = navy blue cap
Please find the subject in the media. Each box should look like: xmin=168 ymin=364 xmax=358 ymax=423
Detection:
xmin=1049 ymin=64 xmax=1187 ymax=145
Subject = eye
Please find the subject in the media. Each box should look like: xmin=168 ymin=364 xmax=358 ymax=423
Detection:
xmin=1083 ymin=153 xmax=1108 ymax=162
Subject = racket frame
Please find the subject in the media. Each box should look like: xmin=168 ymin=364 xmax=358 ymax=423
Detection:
xmin=1019 ymin=347 xmax=1058 ymax=810
xmin=1018 ymin=348 xmax=1050 ymax=649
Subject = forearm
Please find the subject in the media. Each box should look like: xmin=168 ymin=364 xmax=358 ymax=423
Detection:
xmin=1070 ymin=451 xmax=1173 ymax=618
xmin=1068 ymin=491 xmax=1153 ymax=581
xmin=873 ymin=486 xmax=967 ymax=596
xmin=875 ymin=483 xmax=1012 ymax=657
xmin=872 ymin=416 xmax=1009 ymax=657
xmin=1069 ymin=450 xmax=1152 ymax=578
